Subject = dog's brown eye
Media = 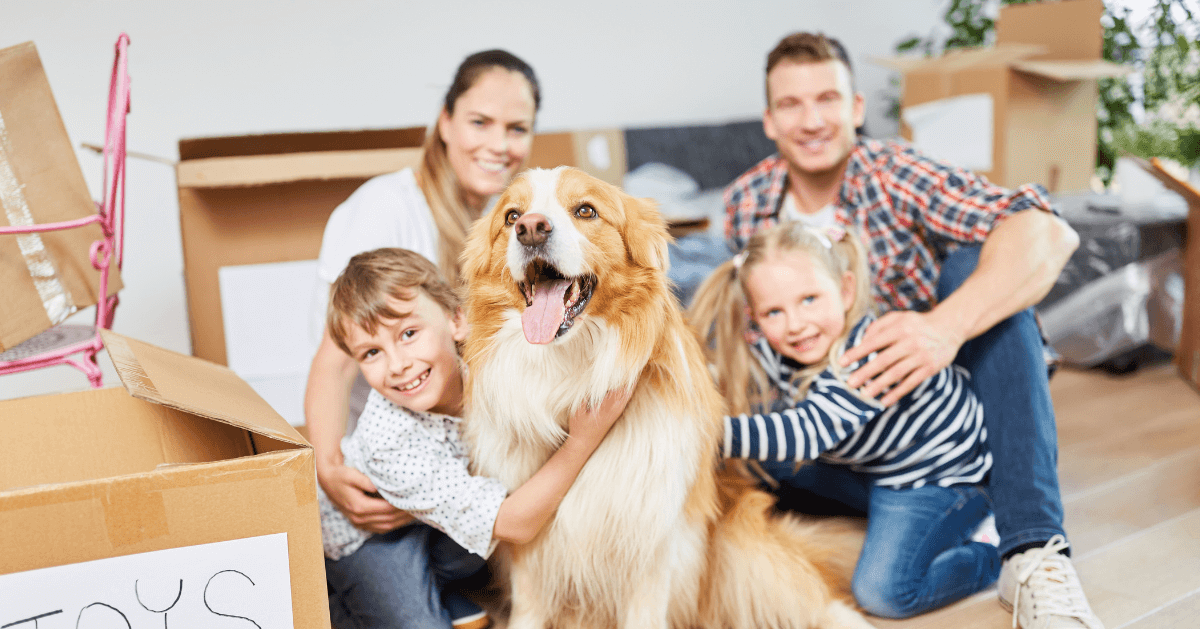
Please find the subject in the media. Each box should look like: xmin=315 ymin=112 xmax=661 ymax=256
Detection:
xmin=575 ymin=205 xmax=597 ymax=219
xmin=505 ymin=209 xmax=521 ymax=225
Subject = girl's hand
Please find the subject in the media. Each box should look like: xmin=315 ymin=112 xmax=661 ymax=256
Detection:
xmin=567 ymin=387 xmax=634 ymax=445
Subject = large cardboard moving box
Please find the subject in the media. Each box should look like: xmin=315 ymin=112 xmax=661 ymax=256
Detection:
xmin=0 ymin=331 xmax=328 ymax=628
xmin=175 ymin=126 xmax=624 ymax=424
xmin=875 ymin=0 xmax=1129 ymax=193
xmin=0 ymin=41 xmax=122 ymax=352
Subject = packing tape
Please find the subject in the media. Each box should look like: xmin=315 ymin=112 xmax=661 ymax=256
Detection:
xmin=0 ymin=110 xmax=77 ymax=325
xmin=102 ymin=332 xmax=159 ymax=398
xmin=101 ymin=482 xmax=170 ymax=548
xmin=295 ymin=461 xmax=316 ymax=507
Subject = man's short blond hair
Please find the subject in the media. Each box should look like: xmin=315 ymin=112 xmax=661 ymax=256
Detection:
xmin=327 ymin=248 xmax=462 ymax=356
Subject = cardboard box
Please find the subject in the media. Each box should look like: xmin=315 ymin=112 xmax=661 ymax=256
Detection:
xmin=176 ymin=126 xmax=625 ymax=367
xmin=0 ymin=41 xmax=122 ymax=352
xmin=0 ymin=330 xmax=328 ymax=628
xmin=1135 ymin=158 xmax=1200 ymax=390
xmin=874 ymin=0 xmax=1130 ymax=193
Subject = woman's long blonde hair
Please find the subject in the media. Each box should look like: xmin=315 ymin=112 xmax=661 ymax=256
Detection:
xmin=415 ymin=49 xmax=541 ymax=286
xmin=687 ymin=222 xmax=872 ymax=415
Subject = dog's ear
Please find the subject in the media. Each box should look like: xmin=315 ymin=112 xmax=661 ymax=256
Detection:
xmin=621 ymin=192 xmax=671 ymax=271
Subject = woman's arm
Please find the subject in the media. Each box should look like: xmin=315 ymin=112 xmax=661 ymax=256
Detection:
xmin=491 ymin=388 xmax=632 ymax=544
xmin=305 ymin=328 xmax=412 ymax=533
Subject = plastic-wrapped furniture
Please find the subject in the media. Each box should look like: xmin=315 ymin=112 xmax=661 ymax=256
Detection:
xmin=0 ymin=34 xmax=130 ymax=388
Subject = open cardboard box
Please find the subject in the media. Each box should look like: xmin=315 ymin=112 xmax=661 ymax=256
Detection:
xmin=0 ymin=330 xmax=328 ymax=628
xmin=176 ymin=126 xmax=625 ymax=366
xmin=0 ymin=41 xmax=122 ymax=352
xmin=874 ymin=0 xmax=1130 ymax=194
xmin=175 ymin=126 xmax=625 ymax=425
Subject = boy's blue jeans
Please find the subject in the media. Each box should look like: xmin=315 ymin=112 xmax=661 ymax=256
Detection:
xmin=939 ymin=245 xmax=1066 ymax=558
xmin=325 ymin=523 xmax=486 ymax=629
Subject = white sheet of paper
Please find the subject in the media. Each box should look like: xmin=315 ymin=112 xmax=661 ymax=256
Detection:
xmin=0 ymin=533 xmax=293 ymax=629
xmin=902 ymin=93 xmax=994 ymax=172
xmin=219 ymin=259 xmax=318 ymax=380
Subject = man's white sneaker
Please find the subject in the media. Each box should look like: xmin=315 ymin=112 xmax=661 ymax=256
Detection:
xmin=997 ymin=535 xmax=1103 ymax=629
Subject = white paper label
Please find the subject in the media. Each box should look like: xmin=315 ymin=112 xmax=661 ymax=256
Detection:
xmin=586 ymin=134 xmax=612 ymax=171
xmin=0 ymin=533 xmax=293 ymax=629
xmin=902 ymin=93 xmax=994 ymax=172
xmin=219 ymin=260 xmax=319 ymax=380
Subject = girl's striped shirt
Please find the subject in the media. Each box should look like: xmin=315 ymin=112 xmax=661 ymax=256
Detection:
xmin=723 ymin=315 xmax=991 ymax=489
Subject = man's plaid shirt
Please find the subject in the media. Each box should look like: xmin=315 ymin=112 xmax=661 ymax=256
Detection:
xmin=724 ymin=138 xmax=1056 ymax=313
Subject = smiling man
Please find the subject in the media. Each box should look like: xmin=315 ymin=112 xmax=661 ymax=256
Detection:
xmin=723 ymin=32 xmax=1101 ymax=629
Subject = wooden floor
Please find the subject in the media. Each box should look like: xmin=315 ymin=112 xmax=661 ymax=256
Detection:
xmin=874 ymin=363 xmax=1200 ymax=629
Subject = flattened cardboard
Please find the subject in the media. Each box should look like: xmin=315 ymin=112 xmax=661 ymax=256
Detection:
xmin=1133 ymin=158 xmax=1200 ymax=390
xmin=0 ymin=41 xmax=122 ymax=352
xmin=0 ymin=332 xmax=328 ymax=629
xmin=177 ymin=126 xmax=626 ymax=365
xmin=873 ymin=0 xmax=1128 ymax=193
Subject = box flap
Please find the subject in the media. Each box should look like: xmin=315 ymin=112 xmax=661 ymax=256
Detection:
xmin=1011 ymin=59 xmax=1132 ymax=81
xmin=101 ymin=330 xmax=307 ymax=447
xmin=178 ymin=127 xmax=426 ymax=160
xmin=176 ymin=147 xmax=423 ymax=188
xmin=1134 ymin=157 xmax=1200 ymax=206
xmin=996 ymin=0 xmax=1105 ymax=61
xmin=871 ymin=43 xmax=1046 ymax=75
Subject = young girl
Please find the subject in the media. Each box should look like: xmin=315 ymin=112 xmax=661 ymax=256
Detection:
xmin=688 ymin=222 xmax=1000 ymax=619
xmin=307 ymin=49 xmax=540 ymax=546
xmin=319 ymin=248 xmax=629 ymax=629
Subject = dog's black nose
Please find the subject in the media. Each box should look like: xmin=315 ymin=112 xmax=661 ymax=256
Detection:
xmin=515 ymin=212 xmax=553 ymax=247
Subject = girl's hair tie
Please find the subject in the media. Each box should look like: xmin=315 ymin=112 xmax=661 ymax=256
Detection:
xmin=732 ymin=250 xmax=749 ymax=271
xmin=826 ymin=225 xmax=847 ymax=243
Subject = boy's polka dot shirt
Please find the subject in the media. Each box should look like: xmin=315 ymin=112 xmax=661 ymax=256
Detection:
xmin=318 ymin=389 xmax=507 ymax=560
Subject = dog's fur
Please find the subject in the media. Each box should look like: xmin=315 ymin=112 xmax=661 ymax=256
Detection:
xmin=461 ymin=167 xmax=874 ymax=629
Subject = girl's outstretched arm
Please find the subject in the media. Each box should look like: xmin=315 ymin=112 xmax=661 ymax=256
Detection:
xmin=724 ymin=377 xmax=881 ymax=462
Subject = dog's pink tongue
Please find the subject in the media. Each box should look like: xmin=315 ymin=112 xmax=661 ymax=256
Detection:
xmin=522 ymin=279 xmax=572 ymax=345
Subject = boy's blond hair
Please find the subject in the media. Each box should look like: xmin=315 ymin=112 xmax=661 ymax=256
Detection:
xmin=327 ymin=248 xmax=462 ymax=356
xmin=686 ymin=223 xmax=872 ymax=415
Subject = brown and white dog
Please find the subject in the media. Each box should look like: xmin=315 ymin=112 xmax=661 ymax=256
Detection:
xmin=461 ymin=166 xmax=875 ymax=629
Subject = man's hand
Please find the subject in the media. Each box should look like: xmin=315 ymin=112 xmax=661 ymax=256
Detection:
xmin=318 ymin=462 xmax=413 ymax=534
xmin=567 ymin=387 xmax=634 ymax=446
xmin=840 ymin=310 xmax=965 ymax=406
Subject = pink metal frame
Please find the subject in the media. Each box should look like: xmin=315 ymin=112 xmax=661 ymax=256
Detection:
xmin=0 ymin=34 xmax=130 ymax=387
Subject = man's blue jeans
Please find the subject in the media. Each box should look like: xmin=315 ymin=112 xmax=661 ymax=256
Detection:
xmin=325 ymin=524 xmax=487 ymax=629
xmin=939 ymin=245 xmax=1066 ymax=558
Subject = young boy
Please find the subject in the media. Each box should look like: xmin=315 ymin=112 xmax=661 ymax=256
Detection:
xmin=317 ymin=247 xmax=628 ymax=629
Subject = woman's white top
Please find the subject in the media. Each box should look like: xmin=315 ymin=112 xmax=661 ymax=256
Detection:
xmin=317 ymin=167 xmax=439 ymax=286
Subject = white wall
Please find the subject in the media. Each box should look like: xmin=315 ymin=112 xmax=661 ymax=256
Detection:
xmin=0 ymin=0 xmax=940 ymax=400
